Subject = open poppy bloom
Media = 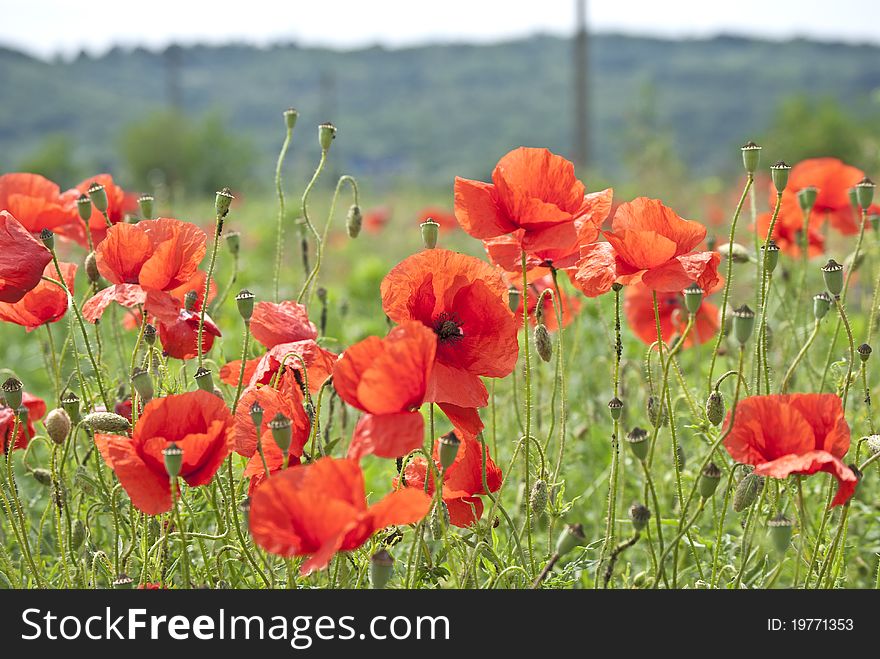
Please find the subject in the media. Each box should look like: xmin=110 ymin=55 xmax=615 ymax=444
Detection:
xmin=333 ymin=321 xmax=436 ymax=460
xmin=723 ymin=393 xmax=857 ymax=507
xmin=57 ymin=174 xmax=137 ymax=247
xmin=381 ymin=249 xmax=518 ymax=409
xmin=397 ymin=430 xmax=502 ymax=527
xmin=788 ymin=158 xmax=864 ymax=235
xmin=95 ymin=391 xmax=233 ymax=514
xmin=233 ymin=385 xmax=311 ymax=460
xmin=0 ymin=173 xmax=76 ymax=234
xmin=249 ymin=456 xmax=431 ymax=574
xmin=0 ymin=261 xmax=75 ymax=330
xmin=242 ymin=438 xmax=300 ymax=496
xmin=624 ymin=281 xmax=720 ymax=346
xmin=754 ymin=187 xmax=825 ymax=257
xmin=510 ymin=273 xmax=581 ymax=331
xmin=249 ymin=300 xmax=318 ymax=349
xmin=158 ymin=308 xmax=221 ymax=360
xmin=574 ymin=197 xmax=720 ymax=297
xmin=0 ymin=392 xmax=46 ymax=454
xmin=455 ymin=147 xmax=611 ymax=269
xmin=417 ymin=207 xmax=458 ymax=233
xmin=0 ymin=211 xmax=53 ymax=303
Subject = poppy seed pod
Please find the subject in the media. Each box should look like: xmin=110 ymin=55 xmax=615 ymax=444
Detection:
xmin=682 ymin=283 xmax=703 ymax=315
xmin=193 ymin=366 xmax=214 ymax=393
xmin=2 ymin=377 xmax=23 ymax=410
xmin=249 ymin=401 xmax=264 ymax=431
xmin=507 ymin=287 xmax=521 ymax=313
xmin=346 ymin=205 xmax=363 ymax=238
xmin=626 ymin=426 xmax=649 ymax=461
xmin=797 ymin=186 xmax=818 ymax=214
xmin=813 ymin=292 xmax=832 ymax=320
xmin=131 ymin=367 xmax=154 ymax=402
xmin=768 ymin=514 xmax=793 ymax=555
xmin=215 ymin=188 xmax=234 ymax=218
xmin=236 ymin=289 xmax=255 ymax=322
xmin=761 ymin=240 xmax=780 ymax=274
xmin=706 ymin=390 xmax=725 ymax=426
xmin=555 ymin=523 xmax=586 ymax=557
xmin=821 ymin=259 xmax=844 ymax=297
xmin=534 ymin=323 xmax=553 ymax=362
xmin=183 ymin=290 xmax=198 ymax=312
xmin=143 ymin=323 xmax=157 ymax=346
xmin=420 ymin=219 xmax=440 ymax=249
xmin=268 ymin=412 xmax=293 ymax=454
xmin=770 ymin=160 xmax=791 ymax=193
xmin=629 ymin=503 xmax=651 ymax=532
xmin=741 ymin=141 xmax=762 ymax=174
xmin=858 ymin=343 xmax=872 ymax=362
xmin=283 ymin=107 xmax=299 ymax=130
xmin=699 ymin=462 xmax=722 ymax=499
xmin=76 ymin=194 xmax=92 ymax=222
xmin=607 ymin=396 xmax=623 ymax=421
xmin=137 ymin=194 xmax=154 ymax=219
xmin=162 ymin=442 xmax=183 ymax=479
xmin=61 ymin=392 xmax=81 ymax=424
xmin=530 ymin=478 xmax=548 ymax=516
xmin=83 ymin=412 xmax=131 ymax=434
xmin=112 ymin=574 xmax=134 ymax=590
xmin=370 ymin=549 xmax=394 ymax=589
xmin=732 ymin=304 xmax=756 ymax=345
xmin=40 ymin=228 xmax=54 ymax=250
xmin=856 ymin=177 xmax=875 ymax=209
xmin=733 ymin=473 xmax=764 ymax=513
xmin=319 ymin=122 xmax=337 ymax=151
xmin=87 ymin=182 xmax=108 ymax=213
xmin=44 ymin=408 xmax=71 ymax=445
xmin=225 ymin=231 xmax=241 ymax=255
xmin=84 ymin=251 xmax=100 ymax=285
xmin=438 ymin=431 xmax=461 ymax=470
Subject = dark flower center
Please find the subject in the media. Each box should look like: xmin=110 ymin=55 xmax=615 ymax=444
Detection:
xmin=433 ymin=311 xmax=464 ymax=344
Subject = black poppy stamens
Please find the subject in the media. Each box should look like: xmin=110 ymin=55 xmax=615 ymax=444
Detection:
xmin=433 ymin=311 xmax=464 ymax=344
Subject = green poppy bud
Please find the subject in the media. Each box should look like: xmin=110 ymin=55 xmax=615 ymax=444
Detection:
xmin=741 ymin=141 xmax=762 ymax=174
xmin=768 ymin=514 xmax=793 ymax=555
xmin=699 ymin=462 xmax=722 ymax=499
xmin=534 ymin=323 xmax=553 ymax=362
xmin=705 ymin=390 xmax=725 ymax=426
xmin=821 ymin=259 xmax=844 ymax=297
xmin=733 ymin=472 xmax=763 ymax=513
xmin=82 ymin=412 xmax=131 ymax=434
xmin=87 ymin=182 xmax=108 ymax=213
xmin=319 ymin=122 xmax=337 ymax=151
xmin=215 ymin=187 xmax=234 ymax=218
xmin=420 ymin=219 xmax=440 ymax=249
xmin=856 ymin=177 xmax=875 ymax=210
xmin=761 ymin=240 xmax=780 ymax=274
xmin=732 ymin=304 xmax=756 ymax=345
xmin=813 ymin=292 xmax=832 ymax=320
xmin=138 ymin=194 xmax=154 ymax=219
xmin=268 ymin=412 xmax=292 ymax=454
xmin=131 ymin=367 xmax=154 ymax=403
xmin=682 ymin=283 xmax=703 ymax=315
xmin=2 ymin=377 xmax=23 ymax=411
xmin=84 ymin=251 xmax=100 ymax=285
xmin=770 ymin=160 xmax=791 ymax=193
xmin=370 ymin=549 xmax=394 ymax=589
xmin=346 ymin=205 xmax=363 ymax=238
xmin=77 ymin=194 xmax=92 ymax=222
xmin=162 ymin=442 xmax=183 ymax=478
xmin=555 ymin=523 xmax=585 ymax=557
xmin=626 ymin=426 xmax=649 ymax=461
xmin=530 ymin=479 xmax=548 ymax=516
xmin=193 ymin=367 xmax=214 ymax=393
xmin=236 ymin=289 xmax=256 ymax=322
xmin=797 ymin=186 xmax=818 ymax=214
xmin=283 ymin=107 xmax=299 ymax=131
xmin=31 ymin=468 xmax=52 ymax=486
xmin=607 ymin=396 xmax=623 ymax=421
xmin=44 ymin=408 xmax=72 ymax=445
xmin=438 ymin=431 xmax=461 ymax=470
xmin=629 ymin=503 xmax=651 ymax=533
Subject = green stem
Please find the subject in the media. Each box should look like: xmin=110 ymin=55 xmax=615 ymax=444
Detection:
xmin=273 ymin=120 xmax=295 ymax=302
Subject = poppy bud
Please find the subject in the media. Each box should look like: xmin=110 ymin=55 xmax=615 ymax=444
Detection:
xmin=420 ymin=219 xmax=439 ymax=249
xmin=768 ymin=514 xmax=793 ymax=555
xmin=39 ymin=228 xmax=54 ymax=250
xmin=131 ymin=367 xmax=154 ymax=403
xmin=138 ymin=194 xmax=154 ymax=219
xmin=732 ymin=304 xmax=755 ymax=345
xmin=236 ymin=289 xmax=255 ymax=322
xmin=183 ymin=290 xmax=198 ymax=312
xmin=770 ymin=160 xmax=791 ymax=193
xmin=607 ymin=396 xmax=623 ymax=421
xmin=821 ymin=259 xmax=844 ymax=297
xmin=82 ymin=412 xmax=131 ymax=434
xmin=530 ymin=479 xmax=548 ymax=516
xmin=346 ymin=205 xmax=363 ymax=238
xmin=699 ymin=462 xmax=722 ymax=499
xmin=705 ymin=390 xmax=725 ymax=426
xmin=370 ymin=549 xmax=394 ymax=589
xmin=866 ymin=434 xmax=880 ymax=455
xmin=249 ymin=401 xmax=264 ymax=431
xmin=856 ymin=177 xmax=875 ymax=209
xmin=647 ymin=395 xmax=666 ymax=427
xmin=44 ymin=408 xmax=71 ymax=445
xmin=629 ymin=502 xmax=651 ymax=533
xmin=718 ymin=242 xmax=752 ymax=264
xmin=31 ymin=468 xmax=52 ymax=486
xmin=225 ymin=231 xmax=241 ymax=255
xmin=555 ymin=523 xmax=586 ymax=557
xmin=626 ymin=426 xmax=649 ymax=461
xmin=193 ymin=366 xmax=213 ymax=393
xmin=87 ymin=182 xmax=108 ymax=213
xmin=813 ymin=292 xmax=832 ymax=320
xmin=858 ymin=343 xmax=872 ymax=362
xmin=534 ymin=323 xmax=553 ymax=362
xmin=143 ymin=323 xmax=157 ymax=346
xmin=61 ymin=392 xmax=81 ymax=424
xmin=268 ymin=412 xmax=292 ymax=454
xmin=112 ymin=574 xmax=134 ymax=589
xmin=798 ymin=186 xmax=818 ymax=214
xmin=283 ymin=107 xmax=299 ymax=130
xmin=438 ymin=431 xmax=460 ymax=470
xmin=162 ymin=442 xmax=183 ymax=478
xmin=675 ymin=444 xmax=686 ymax=470
xmin=733 ymin=473 xmax=764 ymax=513
xmin=741 ymin=141 xmax=762 ymax=174
xmin=76 ymin=194 xmax=92 ymax=222
xmin=84 ymin=251 xmax=100 ymax=285
xmin=430 ymin=501 xmax=449 ymax=540
xmin=761 ymin=240 xmax=780 ymax=275
xmin=507 ymin=287 xmax=521 ymax=313
xmin=215 ymin=188 xmax=234 ymax=218
xmin=319 ymin=122 xmax=337 ymax=151
xmin=2 ymin=377 xmax=23 ymax=410
xmin=71 ymin=519 xmax=85 ymax=550
xmin=682 ymin=283 xmax=703 ymax=315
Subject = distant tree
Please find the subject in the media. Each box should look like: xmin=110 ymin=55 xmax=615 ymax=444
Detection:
xmin=16 ymin=134 xmax=81 ymax=186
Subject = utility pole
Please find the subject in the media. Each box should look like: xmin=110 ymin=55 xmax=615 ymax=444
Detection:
xmin=573 ymin=0 xmax=589 ymax=168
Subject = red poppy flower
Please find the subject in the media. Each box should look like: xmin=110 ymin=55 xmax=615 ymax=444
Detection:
xmin=455 ymin=147 xmax=610 ymax=268
xmin=242 ymin=438 xmax=300 ymax=496
xmin=417 ymin=207 xmax=457 ymax=233
xmin=788 ymin=158 xmax=864 ymax=235
xmin=0 ymin=261 xmax=75 ymax=330
xmin=158 ymin=308 xmax=221 ymax=360
xmin=574 ymin=197 xmax=720 ymax=297
xmin=95 ymin=391 xmax=233 ymax=515
xmin=57 ymin=174 xmax=137 ymax=247
xmin=0 ymin=211 xmax=53 ymax=303
xmin=381 ymin=249 xmax=518 ymax=409
xmin=754 ymin=187 xmax=825 ymax=257
xmin=233 ymin=385 xmax=310 ymax=460
xmin=249 ymin=456 xmax=431 ymax=574
xmin=723 ymin=393 xmax=857 ymax=507
xmin=624 ymin=281 xmax=720 ymax=346
xmin=510 ymin=273 xmax=581 ymax=331
xmin=0 ymin=393 xmax=46 ymax=454
xmin=115 ymin=398 xmax=133 ymax=423
xmin=397 ymin=430 xmax=502 ymax=527
xmin=0 ymin=173 xmax=76 ymax=234
xmin=249 ymin=300 xmax=317 ymax=349
xmin=363 ymin=206 xmax=392 ymax=233
xmin=82 ymin=219 xmax=207 ymax=323
xmin=333 ymin=321 xmax=436 ymax=460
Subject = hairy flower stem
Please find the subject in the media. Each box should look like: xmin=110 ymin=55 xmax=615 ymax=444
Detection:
xmin=780 ymin=320 xmax=822 ymax=393
xmin=603 ymin=532 xmax=641 ymax=588
xmin=232 ymin=322 xmax=252 ymax=413
xmin=654 ymin=499 xmax=706 ymax=587
xmin=519 ymin=251 xmax=535 ymax=576
xmin=754 ymin=191 xmax=783 ymax=393
xmin=171 ymin=483 xmax=191 ymax=588
xmin=273 ymin=118 xmax=295 ymax=302
xmin=305 ymin=176 xmax=359 ymax=308
xmin=3 ymin=417 xmax=44 ymax=586
xmin=549 ymin=269 xmax=569 ymax=490
xmin=833 ymin=297 xmax=856 ymax=412
xmin=297 ymin=151 xmax=328 ymax=303
xmin=709 ymin=468 xmax=738 ymax=586
xmin=198 ymin=207 xmax=225 ymax=368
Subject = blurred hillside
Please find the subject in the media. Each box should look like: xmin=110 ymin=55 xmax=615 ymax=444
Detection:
xmin=2 ymin=33 xmax=880 ymax=192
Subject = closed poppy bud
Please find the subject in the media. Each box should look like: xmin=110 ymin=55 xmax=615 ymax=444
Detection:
xmin=2 ymin=377 xmax=23 ymax=410
xmin=31 ymin=468 xmax=52 ymax=486
xmin=858 ymin=343 xmax=872 ymax=362
xmin=162 ymin=442 xmax=183 ymax=478
xmin=420 ymin=219 xmax=439 ymax=249
xmin=346 ymin=205 xmax=362 ymax=238
xmin=194 ymin=366 xmax=213 ymax=393
xmin=225 ymin=231 xmax=240 ymax=255
xmin=705 ymin=390 xmax=725 ymax=426
xmin=626 ymin=426 xmax=649 ymax=461
xmin=85 ymin=251 xmax=100 ymax=285
xmin=138 ymin=194 xmax=154 ymax=219
xmin=131 ymin=367 xmax=154 ymax=402
xmin=183 ymin=290 xmax=198 ymax=312
xmin=112 ymin=574 xmax=134 ymax=589
xmin=268 ymin=412 xmax=292 ymax=454
xmin=732 ymin=304 xmax=755 ymax=345
xmin=319 ymin=122 xmax=337 ymax=151
xmin=821 ymin=259 xmax=844 ymax=297
xmin=813 ymin=292 xmax=832 ymax=320
xmin=82 ymin=412 xmax=131 ymax=434
xmin=143 ymin=324 xmax=157 ymax=346
xmin=283 ymin=107 xmax=299 ymax=130
xmin=40 ymin=228 xmax=54 ymax=250
xmin=629 ymin=502 xmax=651 ymax=533
xmin=733 ymin=473 xmax=763 ymax=513
xmin=370 ymin=549 xmax=394 ymax=589
xmin=719 ymin=242 xmax=752 ymax=264
xmin=798 ymin=186 xmax=818 ymax=214
xmin=236 ymin=289 xmax=255 ymax=322
xmin=44 ymin=408 xmax=71 ymax=445
xmin=770 ymin=160 xmax=791 ymax=193
xmin=741 ymin=141 xmax=762 ymax=174
xmin=438 ymin=431 xmax=461 ymax=470
xmin=647 ymin=395 xmax=666 ymax=427
xmin=249 ymin=401 xmax=264 ymax=431
xmin=507 ymin=287 xmax=520 ymax=313
xmin=71 ymin=519 xmax=85 ymax=550
xmin=761 ymin=240 xmax=780 ymax=274
xmin=768 ymin=514 xmax=792 ymax=554
xmin=530 ymin=478 xmax=548 ymax=516
xmin=555 ymin=523 xmax=585 ymax=557
xmin=76 ymin=194 xmax=92 ymax=222
xmin=430 ymin=501 xmax=449 ymax=540
xmin=682 ymin=283 xmax=703 ymax=315
xmin=534 ymin=323 xmax=553 ymax=362
xmin=215 ymin=188 xmax=234 ymax=218
xmin=607 ymin=396 xmax=623 ymax=421
xmin=856 ymin=177 xmax=875 ymax=209
xmin=61 ymin=392 xmax=81 ymax=424
xmin=699 ymin=462 xmax=722 ymax=499
xmin=87 ymin=182 xmax=108 ymax=213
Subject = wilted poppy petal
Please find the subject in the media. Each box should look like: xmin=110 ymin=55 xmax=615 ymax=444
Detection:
xmin=755 ymin=451 xmax=857 ymax=507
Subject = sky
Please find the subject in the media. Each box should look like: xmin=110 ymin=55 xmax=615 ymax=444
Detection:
xmin=2 ymin=0 xmax=880 ymax=59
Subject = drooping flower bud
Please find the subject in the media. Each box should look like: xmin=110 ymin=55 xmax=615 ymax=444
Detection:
xmin=534 ymin=323 xmax=552 ymax=362
xmin=283 ymin=107 xmax=299 ymax=131
xmin=607 ymin=396 xmax=623 ymax=421
xmin=162 ymin=442 xmax=183 ymax=478
xmin=858 ymin=343 xmax=872 ymax=362
xmin=699 ymin=462 xmax=722 ymax=499
xmin=131 ymin=367 xmax=154 ymax=403
xmin=87 ymin=182 xmax=108 ymax=213
xmin=215 ymin=188 xmax=234 ymax=218
xmin=797 ymin=186 xmax=818 ymax=214
xmin=705 ymin=390 xmax=725 ymax=426
xmin=741 ymin=141 xmax=762 ymax=174
xmin=420 ymin=219 xmax=439 ymax=249
xmin=84 ymin=251 xmax=100 ymax=285
xmin=370 ymin=549 xmax=394 ymax=589
xmin=319 ymin=122 xmax=337 ymax=151
xmin=44 ymin=408 xmax=72 ymax=445
xmin=761 ymin=240 xmax=780 ymax=274
xmin=733 ymin=472 xmax=763 ymax=513
xmin=555 ymin=523 xmax=586 ymax=557
xmin=856 ymin=177 xmax=876 ymax=210
xmin=31 ymin=468 xmax=52 ymax=486
xmin=768 ymin=514 xmax=793 ymax=554
xmin=61 ymin=392 xmax=81 ymax=424
xmin=629 ymin=503 xmax=651 ymax=533
xmin=718 ymin=241 xmax=752 ymax=264
xmin=530 ymin=479 xmax=548 ymax=516
xmin=82 ymin=412 xmax=131 ymax=433
xmin=2 ymin=377 xmax=23 ymax=410
xmin=813 ymin=292 xmax=832 ymax=320
xmin=770 ymin=160 xmax=791 ymax=193
xmin=138 ymin=194 xmax=154 ymax=219
xmin=626 ymin=427 xmax=649 ymax=461
xmin=236 ymin=289 xmax=255 ymax=322
xmin=821 ymin=259 xmax=844 ymax=297
xmin=76 ymin=194 xmax=92 ymax=222
xmin=438 ymin=431 xmax=461 ymax=470
xmin=346 ymin=205 xmax=362 ymax=238
xmin=268 ymin=412 xmax=292 ymax=454
xmin=732 ymin=305 xmax=756 ymax=345
xmin=682 ymin=283 xmax=703 ymax=315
